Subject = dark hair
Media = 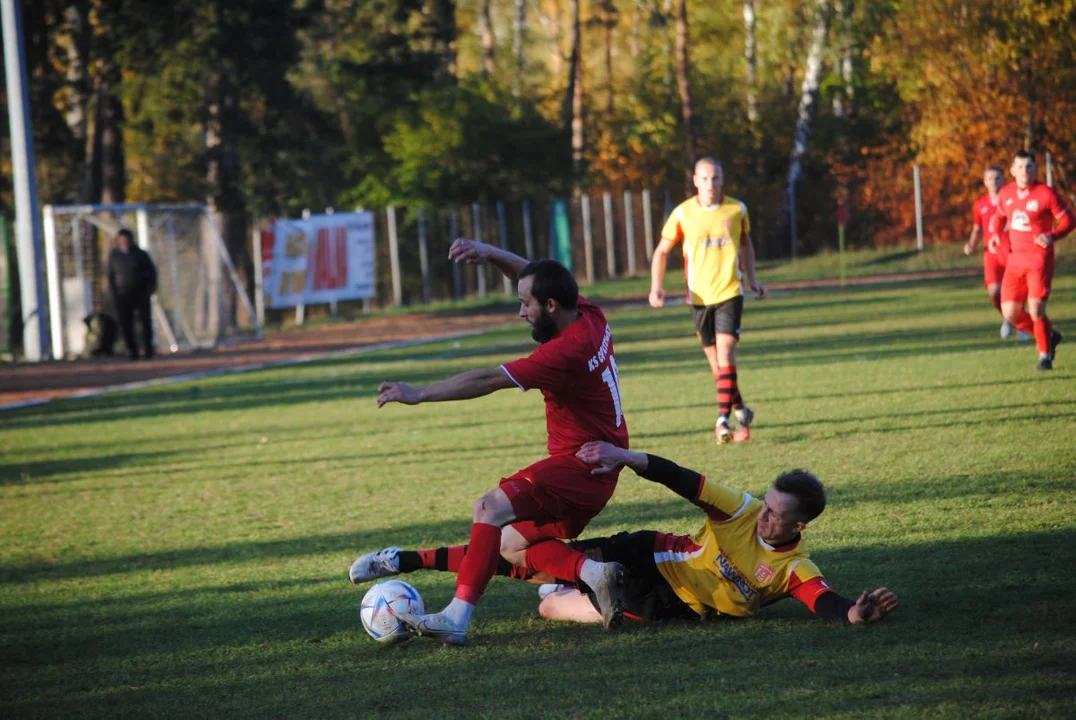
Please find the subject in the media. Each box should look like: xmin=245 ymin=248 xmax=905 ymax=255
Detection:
xmin=773 ymin=469 xmax=827 ymax=522
xmin=519 ymin=259 xmax=578 ymax=310
xmin=985 ymin=164 xmax=1004 ymax=175
xmin=1014 ymin=149 xmax=1035 ymax=164
xmin=117 ymin=228 xmax=134 ymax=242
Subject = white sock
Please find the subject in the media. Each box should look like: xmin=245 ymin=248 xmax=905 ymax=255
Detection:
xmin=441 ymin=597 xmax=475 ymax=626
xmin=578 ymin=559 xmax=605 ymax=590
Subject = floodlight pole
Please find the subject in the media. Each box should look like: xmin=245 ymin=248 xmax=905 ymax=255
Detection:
xmin=2 ymin=0 xmax=49 ymax=361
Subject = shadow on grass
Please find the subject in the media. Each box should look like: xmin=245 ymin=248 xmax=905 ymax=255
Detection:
xmin=2 ymin=529 xmax=1074 ymax=717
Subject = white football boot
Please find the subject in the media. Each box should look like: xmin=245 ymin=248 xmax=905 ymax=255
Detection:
xmin=349 ymin=547 xmax=401 ymax=584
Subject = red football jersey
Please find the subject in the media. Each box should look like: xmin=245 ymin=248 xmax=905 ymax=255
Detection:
xmin=973 ymin=194 xmax=1008 ymax=258
xmin=992 ymin=182 xmax=1073 ymax=257
xmin=501 ymin=297 xmax=629 ymax=456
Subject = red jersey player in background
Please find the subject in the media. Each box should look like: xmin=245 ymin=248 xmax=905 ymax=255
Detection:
xmin=964 ymin=164 xmax=1032 ymax=341
xmin=351 ymin=240 xmax=630 ymax=644
xmin=989 ymin=150 xmax=1074 ymax=370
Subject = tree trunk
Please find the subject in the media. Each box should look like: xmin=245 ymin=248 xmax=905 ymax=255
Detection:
xmin=663 ymin=0 xmax=673 ymax=88
xmin=563 ymin=0 xmax=584 ymax=177
xmin=94 ymin=73 xmax=125 ymax=205
xmin=478 ymin=0 xmax=496 ymax=76
xmin=513 ymin=0 xmax=526 ymax=95
xmin=777 ymin=0 xmax=832 ymax=255
xmin=743 ymin=0 xmax=759 ymax=127
xmin=64 ymin=1 xmax=92 ymax=202
xmin=548 ymin=0 xmax=563 ymax=84
xmin=832 ymin=0 xmax=854 ymax=118
xmin=674 ymin=0 xmax=696 ymax=188
xmin=601 ymin=0 xmax=616 ymax=115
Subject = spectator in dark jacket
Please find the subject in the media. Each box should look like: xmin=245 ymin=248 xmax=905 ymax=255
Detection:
xmin=107 ymin=229 xmax=158 ymax=360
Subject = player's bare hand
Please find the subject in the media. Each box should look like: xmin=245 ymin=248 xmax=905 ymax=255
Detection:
xmin=963 ymin=242 xmax=974 ymax=256
xmin=648 ymin=288 xmax=666 ymax=308
xmin=987 ymin=235 xmax=1000 ymax=254
xmin=576 ymin=441 xmax=626 ymax=475
xmin=750 ymin=280 xmax=767 ymax=300
xmin=377 ymin=381 xmax=421 ymax=407
xmin=847 ymin=587 xmax=899 ymax=624
xmin=448 ymin=238 xmax=492 ymax=265
xmin=1034 ymin=233 xmax=1053 ymax=249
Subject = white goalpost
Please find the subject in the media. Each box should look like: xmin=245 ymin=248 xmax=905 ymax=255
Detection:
xmin=42 ymin=203 xmax=262 ymax=359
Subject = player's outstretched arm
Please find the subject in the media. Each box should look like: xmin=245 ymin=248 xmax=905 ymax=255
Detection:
xmin=377 ymin=367 xmax=516 ymax=407
xmin=449 ymin=238 xmax=529 ymax=281
xmin=576 ymin=442 xmax=701 ymax=502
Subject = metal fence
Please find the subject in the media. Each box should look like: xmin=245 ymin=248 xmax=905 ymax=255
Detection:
xmin=43 ymin=203 xmax=260 ymax=359
xmin=343 ymin=189 xmax=675 ymax=309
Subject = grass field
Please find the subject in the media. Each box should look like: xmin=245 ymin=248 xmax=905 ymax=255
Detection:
xmin=2 ymin=274 xmax=1075 ymax=718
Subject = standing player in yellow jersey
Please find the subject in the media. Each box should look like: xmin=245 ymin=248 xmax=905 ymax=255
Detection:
xmin=534 ymin=441 xmax=898 ymax=626
xmin=650 ymin=157 xmax=767 ymax=444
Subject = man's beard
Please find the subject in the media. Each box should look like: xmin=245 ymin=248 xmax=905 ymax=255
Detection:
xmin=530 ymin=308 xmax=558 ymax=343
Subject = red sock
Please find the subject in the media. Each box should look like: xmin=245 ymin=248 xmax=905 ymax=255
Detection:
xmin=717 ymin=365 xmax=741 ymax=413
xmin=454 ymin=523 xmax=501 ymax=605
xmin=1032 ymin=317 xmax=1052 ymax=354
xmin=524 ymin=539 xmax=588 ymax=584
xmin=1013 ymin=310 xmax=1034 ymax=335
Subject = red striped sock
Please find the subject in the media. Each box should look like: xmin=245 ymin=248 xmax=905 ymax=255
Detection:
xmin=717 ymin=365 xmax=739 ymax=414
xmin=454 ymin=523 xmax=501 ymax=605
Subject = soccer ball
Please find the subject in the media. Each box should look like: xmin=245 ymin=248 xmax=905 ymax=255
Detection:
xmin=360 ymin=579 xmax=424 ymax=645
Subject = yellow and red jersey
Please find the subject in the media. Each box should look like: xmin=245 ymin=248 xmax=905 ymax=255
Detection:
xmin=661 ymin=196 xmax=750 ymax=306
xmin=653 ymin=479 xmax=832 ymax=618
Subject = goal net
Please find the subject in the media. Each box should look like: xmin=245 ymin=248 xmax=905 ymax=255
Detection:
xmin=42 ymin=203 xmax=261 ymax=359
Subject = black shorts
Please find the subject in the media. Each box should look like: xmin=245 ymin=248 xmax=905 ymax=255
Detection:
xmin=691 ymin=295 xmax=743 ymax=346
xmin=571 ymin=531 xmax=699 ymax=622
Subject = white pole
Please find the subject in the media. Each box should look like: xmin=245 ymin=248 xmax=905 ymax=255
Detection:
xmin=135 ymin=208 xmax=150 ymax=251
xmin=472 ymin=203 xmax=487 ymax=298
xmin=1046 ymin=151 xmax=1053 ymax=187
xmin=252 ymin=223 xmax=265 ymax=326
xmin=642 ymin=189 xmax=654 ymax=262
xmin=496 ymin=201 xmax=511 ymax=295
xmin=522 ymin=200 xmax=535 ymax=259
xmin=41 ymin=206 xmax=64 ymax=360
xmin=581 ymin=195 xmax=595 ymax=284
xmin=2 ymin=0 xmax=48 ymax=361
xmin=417 ymin=206 xmax=431 ymax=304
xmin=449 ymin=205 xmax=461 ymax=299
xmin=387 ymin=206 xmax=402 ymax=306
xmin=603 ymin=191 xmax=616 ymax=278
xmin=624 ymin=191 xmax=637 ymax=276
xmin=914 ymin=164 xmax=924 ymax=251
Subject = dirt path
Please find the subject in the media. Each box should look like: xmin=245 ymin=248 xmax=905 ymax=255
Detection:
xmin=0 ymin=267 xmax=979 ymax=408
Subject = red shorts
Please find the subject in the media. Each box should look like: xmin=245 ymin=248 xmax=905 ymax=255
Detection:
xmin=1001 ymin=252 xmax=1054 ymax=303
xmin=982 ymin=250 xmax=1007 ymax=287
xmin=499 ymin=454 xmax=619 ymax=544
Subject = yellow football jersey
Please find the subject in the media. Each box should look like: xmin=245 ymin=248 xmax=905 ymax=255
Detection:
xmin=661 ymin=196 xmax=750 ymax=306
xmin=653 ymin=479 xmax=830 ymax=617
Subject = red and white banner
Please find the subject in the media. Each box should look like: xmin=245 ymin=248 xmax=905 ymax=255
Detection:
xmin=264 ymin=212 xmax=375 ymax=308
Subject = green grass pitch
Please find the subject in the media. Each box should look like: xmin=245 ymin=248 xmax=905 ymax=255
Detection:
xmin=1 ymin=274 xmax=1074 ymax=718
